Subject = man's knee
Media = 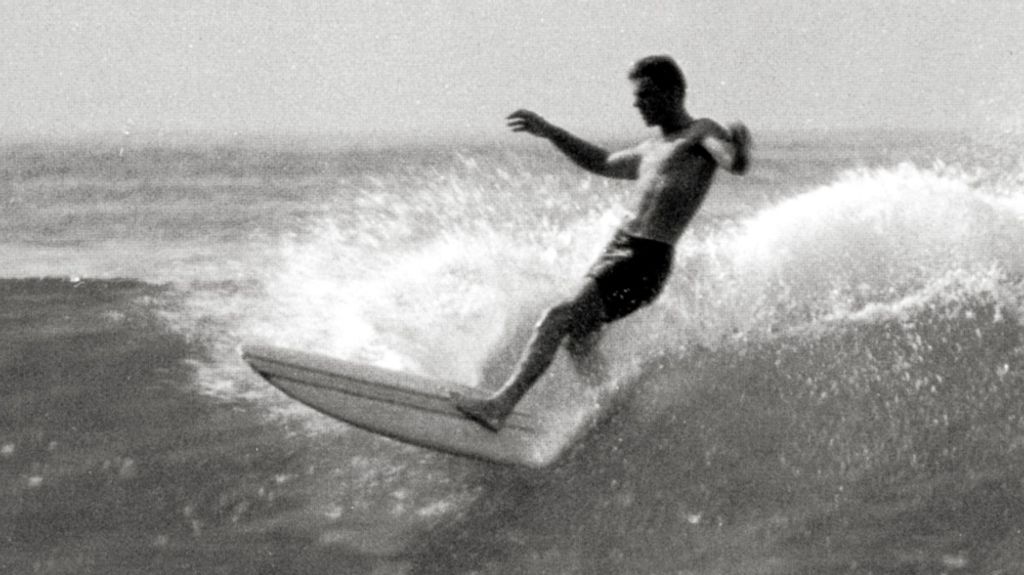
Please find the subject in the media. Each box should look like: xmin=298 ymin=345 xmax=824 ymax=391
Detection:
xmin=536 ymin=301 xmax=576 ymax=334
xmin=559 ymin=303 xmax=603 ymax=342
xmin=566 ymin=326 xmax=601 ymax=355
xmin=537 ymin=286 xmax=604 ymax=338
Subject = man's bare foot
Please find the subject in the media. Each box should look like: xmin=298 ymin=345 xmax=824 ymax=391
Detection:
xmin=450 ymin=390 xmax=510 ymax=432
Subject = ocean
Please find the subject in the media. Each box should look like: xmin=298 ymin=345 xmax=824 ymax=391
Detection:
xmin=2 ymin=129 xmax=1023 ymax=574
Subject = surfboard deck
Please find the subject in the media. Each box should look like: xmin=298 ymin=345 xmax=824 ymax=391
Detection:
xmin=241 ymin=344 xmax=597 ymax=468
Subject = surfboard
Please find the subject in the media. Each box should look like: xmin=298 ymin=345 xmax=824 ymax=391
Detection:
xmin=241 ymin=344 xmax=597 ymax=468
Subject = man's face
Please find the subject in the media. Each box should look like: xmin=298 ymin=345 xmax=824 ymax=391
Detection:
xmin=632 ymin=79 xmax=676 ymax=126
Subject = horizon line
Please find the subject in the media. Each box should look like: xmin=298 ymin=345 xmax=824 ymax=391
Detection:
xmin=0 ymin=124 xmax=970 ymax=148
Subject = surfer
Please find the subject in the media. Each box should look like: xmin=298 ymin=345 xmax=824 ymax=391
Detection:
xmin=452 ymin=54 xmax=751 ymax=431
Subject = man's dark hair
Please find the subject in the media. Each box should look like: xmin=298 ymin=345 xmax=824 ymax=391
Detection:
xmin=628 ymin=55 xmax=686 ymax=98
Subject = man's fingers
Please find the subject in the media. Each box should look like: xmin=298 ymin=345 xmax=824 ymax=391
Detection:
xmin=507 ymin=119 xmax=534 ymax=132
xmin=728 ymin=122 xmax=750 ymax=146
xmin=507 ymin=109 xmax=541 ymax=123
xmin=507 ymin=109 xmax=547 ymax=136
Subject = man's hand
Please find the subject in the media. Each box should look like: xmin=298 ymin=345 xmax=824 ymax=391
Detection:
xmin=507 ymin=109 xmax=554 ymax=138
xmin=728 ymin=122 xmax=751 ymax=175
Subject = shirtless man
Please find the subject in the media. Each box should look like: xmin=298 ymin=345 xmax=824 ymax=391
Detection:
xmin=452 ymin=54 xmax=750 ymax=431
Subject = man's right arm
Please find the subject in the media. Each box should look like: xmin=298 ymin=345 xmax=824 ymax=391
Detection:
xmin=697 ymin=121 xmax=751 ymax=175
xmin=507 ymin=110 xmax=639 ymax=180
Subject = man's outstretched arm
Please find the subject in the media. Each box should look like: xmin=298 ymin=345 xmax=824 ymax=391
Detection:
xmin=507 ymin=110 xmax=640 ymax=180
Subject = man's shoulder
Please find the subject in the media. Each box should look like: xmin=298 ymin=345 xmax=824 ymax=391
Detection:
xmin=612 ymin=138 xmax=658 ymax=159
xmin=692 ymin=118 xmax=729 ymax=138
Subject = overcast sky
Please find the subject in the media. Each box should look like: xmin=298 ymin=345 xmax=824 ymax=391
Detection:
xmin=2 ymin=0 xmax=1021 ymax=140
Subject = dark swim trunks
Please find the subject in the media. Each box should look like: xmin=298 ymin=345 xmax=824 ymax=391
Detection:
xmin=586 ymin=229 xmax=674 ymax=322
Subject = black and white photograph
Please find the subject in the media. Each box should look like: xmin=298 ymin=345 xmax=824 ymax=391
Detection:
xmin=2 ymin=2 xmax=1023 ymax=573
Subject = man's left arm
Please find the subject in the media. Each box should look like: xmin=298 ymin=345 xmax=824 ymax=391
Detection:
xmin=700 ymin=121 xmax=751 ymax=175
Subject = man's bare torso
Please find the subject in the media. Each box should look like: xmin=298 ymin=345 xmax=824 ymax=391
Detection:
xmin=622 ymin=124 xmax=719 ymax=245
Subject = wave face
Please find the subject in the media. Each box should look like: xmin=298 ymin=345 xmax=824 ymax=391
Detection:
xmin=3 ymin=133 xmax=1024 ymax=573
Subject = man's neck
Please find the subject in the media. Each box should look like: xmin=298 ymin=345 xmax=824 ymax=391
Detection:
xmin=660 ymin=111 xmax=694 ymax=137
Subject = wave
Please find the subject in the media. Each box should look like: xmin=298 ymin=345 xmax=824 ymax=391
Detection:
xmin=388 ymin=160 xmax=1024 ymax=573
xmin=0 ymin=275 xmax=162 ymax=292
xmin=442 ymin=264 xmax=1024 ymax=573
xmin=658 ymin=161 xmax=1024 ymax=341
xmin=177 ymin=158 xmax=1023 ymax=395
xmin=7 ymin=148 xmax=1024 ymax=572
